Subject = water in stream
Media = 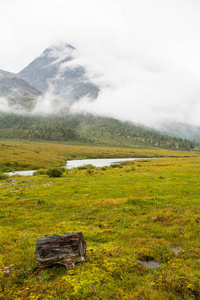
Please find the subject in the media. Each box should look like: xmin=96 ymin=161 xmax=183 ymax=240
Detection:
xmin=6 ymin=157 xmax=151 ymax=176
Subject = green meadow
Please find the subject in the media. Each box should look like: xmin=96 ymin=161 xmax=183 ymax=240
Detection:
xmin=0 ymin=139 xmax=199 ymax=173
xmin=0 ymin=140 xmax=200 ymax=299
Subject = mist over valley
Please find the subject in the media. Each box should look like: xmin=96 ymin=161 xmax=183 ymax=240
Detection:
xmin=0 ymin=42 xmax=200 ymax=146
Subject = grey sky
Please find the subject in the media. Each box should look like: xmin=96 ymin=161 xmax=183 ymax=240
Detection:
xmin=1 ymin=0 xmax=200 ymax=126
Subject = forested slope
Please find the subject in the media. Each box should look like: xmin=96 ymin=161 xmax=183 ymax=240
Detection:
xmin=0 ymin=113 xmax=198 ymax=150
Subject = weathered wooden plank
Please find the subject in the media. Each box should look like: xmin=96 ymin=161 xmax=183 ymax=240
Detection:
xmin=35 ymin=232 xmax=87 ymax=269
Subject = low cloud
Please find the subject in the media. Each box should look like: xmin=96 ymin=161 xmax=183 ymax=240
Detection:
xmin=70 ymin=49 xmax=200 ymax=127
xmin=32 ymin=89 xmax=71 ymax=115
xmin=0 ymin=97 xmax=11 ymax=113
xmin=1 ymin=0 xmax=200 ymax=127
xmin=0 ymin=97 xmax=29 ymax=114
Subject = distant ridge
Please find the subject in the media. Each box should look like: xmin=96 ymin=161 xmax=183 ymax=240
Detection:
xmin=157 ymin=122 xmax=200 ymax=143
xmin=0 ymin=69 xmax=15 ymax=76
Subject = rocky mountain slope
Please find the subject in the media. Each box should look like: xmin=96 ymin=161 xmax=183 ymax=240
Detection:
xmin=0 ymin=69 xmax=15 ymax=76
xmin=17 ymin=43 xmax=99 ymax=102
xmin=0 ymin=43 xmax=99 ymax=112
xmin=0 ymin=74 xmax=42 ymax=111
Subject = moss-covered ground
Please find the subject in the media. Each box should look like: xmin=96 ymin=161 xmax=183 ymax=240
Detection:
xmin=0 ymin=142 xmax=200 ymax=299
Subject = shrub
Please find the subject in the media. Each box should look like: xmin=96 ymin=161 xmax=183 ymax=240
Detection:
xmin=46 ymin=167 xmax=65 ymax=177
xmin=110 ymin=163 xmax=123 ymax=168
xmin=0 ymin=173 xmax=9 ymax=180
xmin=77 ymin=164 xmax=94 ymax=170
xmin=33 ymin=169 xmax=48 ymax=175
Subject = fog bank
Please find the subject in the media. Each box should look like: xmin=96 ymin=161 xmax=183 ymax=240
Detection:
xmin=1 ymin=0 xmax=200 ymax=127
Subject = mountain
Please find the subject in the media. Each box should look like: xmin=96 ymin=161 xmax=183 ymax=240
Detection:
xmin=0 ymin=74 xmax=42 ymax=111
xmin=0 ymin=69 xmax=15 ymax=76
xmin=17 ymin=43 xmax=99 ymax=103
xmin=0 ymin=42 xmax=200 ymax=144
xmin=0 ymin=43 xmax=99 ymax=113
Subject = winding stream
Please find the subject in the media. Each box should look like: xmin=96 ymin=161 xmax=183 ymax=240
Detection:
xmin=6 ymin=157 xmax=153 ymax=176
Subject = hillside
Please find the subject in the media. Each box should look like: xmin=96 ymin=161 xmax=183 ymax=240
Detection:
xmin=0 ymin=69 xmax=15 ymax=76
xmin=0 ymin=74 xmax=42 ymax=111
xmin=157 ymin=122 xmax=200 ymax=143
xmin=0 ymin=112 xmax=198 ymax=151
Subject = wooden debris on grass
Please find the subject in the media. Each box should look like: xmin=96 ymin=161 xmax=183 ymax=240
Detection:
xmin=35 ymin=232 xmax=87 ymax=269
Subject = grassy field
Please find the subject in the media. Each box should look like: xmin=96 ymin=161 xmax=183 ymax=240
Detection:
xmin=0 ymin=139 xmax=199 ymax=173
xmin=0 ymin=141 xmax=200 ymax=299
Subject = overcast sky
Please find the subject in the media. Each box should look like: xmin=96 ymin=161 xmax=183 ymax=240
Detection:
xmin=1 ymin=0 xmax=200 ymax=126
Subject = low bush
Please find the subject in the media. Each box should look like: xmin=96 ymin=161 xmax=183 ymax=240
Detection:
xmin=110 ymin=163 xmax=123 ymax=168
xmin=0 ymin=173 xmax=9 ymax=180
xmin=77 ymin=164 xmax=95 ymax=170
xmin=46 ymin=167 xmax=65 ymax=177
xmin=33 ymin=169 xmax=48 ymax=175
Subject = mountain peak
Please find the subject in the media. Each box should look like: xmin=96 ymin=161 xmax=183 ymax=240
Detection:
xmin=17 ymin=42 xmax=99 ymax=101
xmin=42 ymin=43 xmax=75 ymax=63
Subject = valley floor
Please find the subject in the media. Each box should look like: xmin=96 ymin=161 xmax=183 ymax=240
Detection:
xmin=0 ymin=139 xmax=199 ymax=173
xmin=0 ymin=142 xmax=200 ymax=299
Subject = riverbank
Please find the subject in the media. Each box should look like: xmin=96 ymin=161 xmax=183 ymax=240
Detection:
xmin=0 ymin=139 xmax=199 ymax=173
xmin=6 ymin=157 xmax=157 ymax=176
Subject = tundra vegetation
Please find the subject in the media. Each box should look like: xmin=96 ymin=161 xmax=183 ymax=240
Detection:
xmin=0 ymin=140 xmax=200 ymax=299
